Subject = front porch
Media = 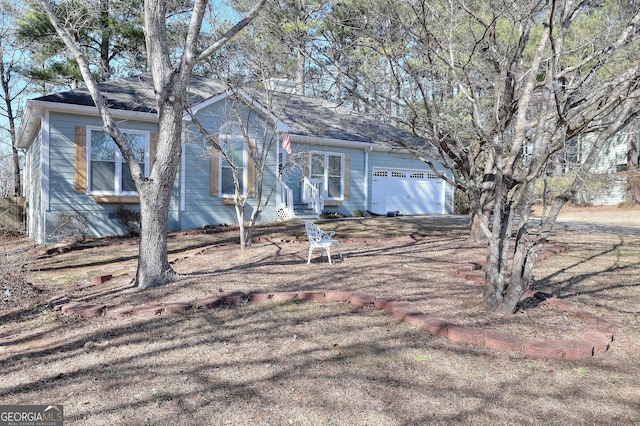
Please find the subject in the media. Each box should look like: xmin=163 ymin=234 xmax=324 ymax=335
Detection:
xmin=276 ymin=177 xmax=323 ymax=221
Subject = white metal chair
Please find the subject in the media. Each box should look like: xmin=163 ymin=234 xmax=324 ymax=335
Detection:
xmin=305 ymin=220 xmax=342 ymax=264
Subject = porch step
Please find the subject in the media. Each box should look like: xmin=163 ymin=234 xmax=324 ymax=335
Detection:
xmin=294 ymin=212 xmax=319 ymax=219
xmin=293 ymin=203 xmax=319 ymax=219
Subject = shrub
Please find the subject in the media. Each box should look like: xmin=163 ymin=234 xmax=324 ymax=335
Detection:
xmin=49 ymin=209 xmax=91 ymax=242
xmin=454 ymin=188 xmax=470 ymax=214
xmin=114 ymin=205 xmax=141 ymax=237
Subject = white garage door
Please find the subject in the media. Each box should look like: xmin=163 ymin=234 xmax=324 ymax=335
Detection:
xmin=371 ymin=168 xmax=444 ymax=215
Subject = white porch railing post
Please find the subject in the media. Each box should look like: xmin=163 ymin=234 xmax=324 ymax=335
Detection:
xmin=277 ymin=178 xmax=295 ymax=220
xmin=303 ymin=177 xmax=323 ymax=217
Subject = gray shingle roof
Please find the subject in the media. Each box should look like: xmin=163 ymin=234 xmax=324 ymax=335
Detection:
xmin=34 ymin=74 xmax=227 ymax=114
xmin=35 ymin=75 xmax=428 ymax=147
xmin=249 ymin=89 xmax=427 ymax=147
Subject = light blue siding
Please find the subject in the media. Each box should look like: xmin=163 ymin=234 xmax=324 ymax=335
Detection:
xmin=283 ymin=144 xmax=366 ymax=216
xmin=179 ymin=98 xmax=279 ymax=229
xmin=25 ymin=101 xmax=453 ymax=242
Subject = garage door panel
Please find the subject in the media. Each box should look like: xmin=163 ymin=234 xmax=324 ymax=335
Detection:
xmin=371 ymin=168 xmax=443 ymax=215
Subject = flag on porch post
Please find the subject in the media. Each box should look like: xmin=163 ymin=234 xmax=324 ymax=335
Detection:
xmin=282 ymin=131 xmax=291 ymax=155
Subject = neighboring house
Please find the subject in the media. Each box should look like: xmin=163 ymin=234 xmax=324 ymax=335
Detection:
xmin=17 ymin=75 xmax=454 ymax=243
xmin=563 ymin=126 xmax=639 ymax=205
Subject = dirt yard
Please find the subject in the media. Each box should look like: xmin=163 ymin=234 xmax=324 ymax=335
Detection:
xmin=1 ymin=206 xmax=639 ymax=425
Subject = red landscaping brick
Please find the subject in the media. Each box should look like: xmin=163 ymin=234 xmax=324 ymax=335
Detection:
xmin=297 ymin=291 xmax=325 ymax=301
xmin=105 ymin=305 xmax=134 ymax=318
xmin=133 ymin=304 xmax=165 ymax=317
xmin=349 ymin=292 xmax=376 ymax=307
xmin=60 ymin=302 xmax=84 ymax=313
xmin=324 ymin=291 xmax=352 ymax=302
xmin=403 ymin=313 xmax=432 ymax=327
xmin=421 ymin=317 xmax=452 ymax=338
xmin=462 ymin=271 xmax=485 ymax=285
xmin=388 ymin=301 xmax=423 ymax=320
xmin=447 ymin=325 xmax=485 ymax=346
xmin=573 ymin=310 xmax=609 ymax=327
xmin=582 ymin=327 xmax=613 ymax=354
xmin=546 ymin=297 xmax=578 ymax=312
xmin=91 ymin=274 xmax=113 ymax=285
xmin=71 ymin=304 xmax=106 ymax=318
xmin=373 ymin=298 xmax=395 ymax=312
xmin=220 ymin=291 xmax=246 ymax=305
xmin=271 ymin=292 xmax=299 ymax=302
xmin=484 ymin=330 xmax=523 ymax=353
xmin=164 ymin=302 xmax=192 ymax=314
xmin=455 ymin=264 xmax=477 ymax=273
xmin=524 ymin=337 xmax=564 ymax=359
xmin=561 ymin=339 xmax=594 ymax=360
xmin=247 ymin=292 xmax=273 ymax=303
xmin=195 ymin=296 xmax=222 ymax=309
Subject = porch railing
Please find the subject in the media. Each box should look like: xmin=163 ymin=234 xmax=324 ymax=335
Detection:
xmin=277 ymin=180 xmax=294 ymax=220
xmin=303 ymin=177 xmax=324 ymax=216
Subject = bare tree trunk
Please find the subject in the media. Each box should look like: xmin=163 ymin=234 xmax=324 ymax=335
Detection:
xmin=468 ymin=196 xmax=492 ymax=242
xmin=627 ymin=117 xmax=639 ymax=203
xmin=0 ymin=58 xmax=21 ymax=196
xmin=135 ymin=99 xmax=183 ymax=288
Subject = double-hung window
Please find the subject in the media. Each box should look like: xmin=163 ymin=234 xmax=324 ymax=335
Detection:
xmin=88 ymin=128 xmax=149 ymax=194
xmin=217 ymin=122 xmax=253 ymax=197
xmin=310 ymin=151 xmax=344 ymax=200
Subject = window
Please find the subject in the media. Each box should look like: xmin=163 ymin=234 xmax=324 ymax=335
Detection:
xmin=220 ymin=139 xmax=246 ymax=197
xmin=216 ymin=121 xmax=255 ymax=198
xmin=87 ymin=128 xmax=148 ymax=194
xmin=309 ymin=152 xmax=344 ymax=199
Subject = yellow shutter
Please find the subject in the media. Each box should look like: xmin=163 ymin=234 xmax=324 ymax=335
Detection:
xmin=210 ymin=144 xmax=219 ymax=197
xmin=344 ymin=155 xmax=350 ymax=199
xmin=75 ymin=126 xmax=87 ymax=193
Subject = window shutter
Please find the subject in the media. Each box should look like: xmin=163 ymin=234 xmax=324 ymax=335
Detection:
xmin=210 ymin=143 xmax=219 ymax=197
xmin=75 ymin=126 xmax=87 ymax=193
xmin=247 ymin=140 xmax=257 ymax=197
xmin=150 ymin=133 xmax=158 ymax=168
xmin=344 ymin=155 xmax=350 ymax=199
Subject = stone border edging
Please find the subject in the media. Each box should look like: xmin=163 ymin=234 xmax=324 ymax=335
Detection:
xmin=452 ymin=240 xmax=613 ymax=359
xmin=46 ymin=239 xmax=613 ymax=360
xmin=49 ymin=286 xmax=613 ymax=361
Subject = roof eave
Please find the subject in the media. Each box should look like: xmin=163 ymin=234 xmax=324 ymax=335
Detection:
xmin=17 ymin=100 xmax=159 ymax=149
xmin=290 ymin=134 xmax=403 ymax=153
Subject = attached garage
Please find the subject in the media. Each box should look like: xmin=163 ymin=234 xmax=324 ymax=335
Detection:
xmin=371 ymin=168 xmax=446 ymax=215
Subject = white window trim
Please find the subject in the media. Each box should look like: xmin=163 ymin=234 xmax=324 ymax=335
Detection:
xmin=218 ymin=135 xmax=249 ymax=198
xmin=309 ymin=150 xmax=345 ymax=200
xmin=86 ymin=126 xmax=150 ymax=196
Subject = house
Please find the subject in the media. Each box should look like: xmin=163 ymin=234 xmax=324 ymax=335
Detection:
xmin=17 ymin=75 xmax=454 ymax=243
xmin=559 ymin=126 xmax=639 ymax=205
